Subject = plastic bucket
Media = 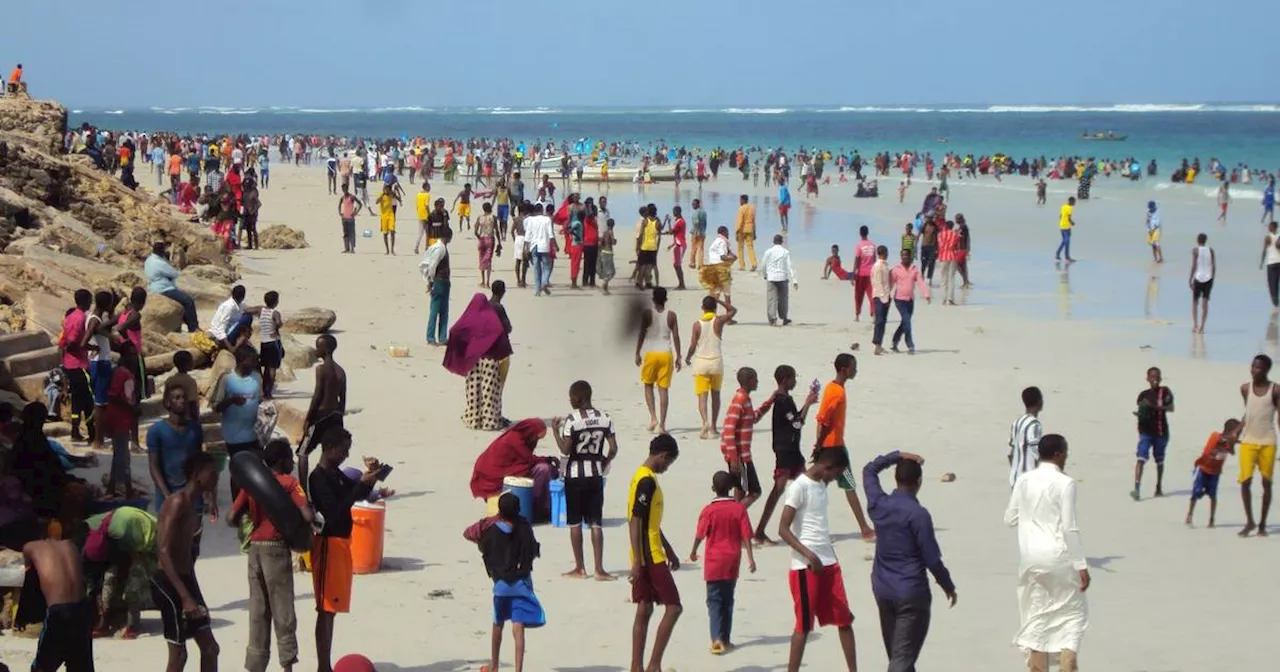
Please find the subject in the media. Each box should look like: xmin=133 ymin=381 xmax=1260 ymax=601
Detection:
xmin=502 ymin=476 xmax=535 ymax=521
xmin=350 ymin=501 xmax=386 ymax=574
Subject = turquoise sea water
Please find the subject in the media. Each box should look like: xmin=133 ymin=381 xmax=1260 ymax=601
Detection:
xmin=73 ymin=104 xmax=1280 ymax=174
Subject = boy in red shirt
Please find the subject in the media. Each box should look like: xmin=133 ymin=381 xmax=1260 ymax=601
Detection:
xmin=721 ymin=367 xmax=774 ymax=511
xmin=227 ymin=439 xmax=312 ymax=672
xmin=1186 ymin=419 xmax=1240 ymax=528
xmin=688 ymin=471 xmax=756 ymax=654
xmin=102 ymin=351 xmax=139 ymax=497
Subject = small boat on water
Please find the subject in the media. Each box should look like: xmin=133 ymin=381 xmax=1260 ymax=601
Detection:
xmin=578 ymin=163 xmax=679 ymax=183
xmin=1080 ymin=131 xmax=1127 ymax=141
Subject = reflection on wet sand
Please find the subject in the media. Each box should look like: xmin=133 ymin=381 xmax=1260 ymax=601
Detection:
xmin=1145 ymin=270 xmax=1161 ymax=320
xmin=1190 ymin=332 xmax=1208 ymax=360
xmin=1057 ymin=261 xmax=1072 ymax=319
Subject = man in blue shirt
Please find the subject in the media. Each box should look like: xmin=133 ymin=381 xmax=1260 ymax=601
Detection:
xmin=147 ymin=381 xmax=207 ymax=515
xmin=211 ymin=347 xmax=264 ymax=501
xmin=778 ymin=182 xmax=792 ymax=232
xmin=143 ymin=241 xmax=199 ymax=332
xmin=863 ymin=450 xmax=956 ymax=671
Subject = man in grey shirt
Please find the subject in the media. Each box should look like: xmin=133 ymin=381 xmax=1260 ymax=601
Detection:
xmin=690 ymin=198 xmax=708 ymax=270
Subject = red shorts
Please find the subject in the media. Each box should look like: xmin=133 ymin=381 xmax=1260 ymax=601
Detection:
xmin=773 ymin=464 xmax=804 ymax=480
xmin=632 ymin=562 xmax=681 ymax=606
xmin=779 ymin=204 xmax=791 ymax=216
xmin=789 ymin=563 xmax=853 ymax=633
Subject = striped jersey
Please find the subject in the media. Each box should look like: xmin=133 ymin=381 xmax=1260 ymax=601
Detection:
xmin=560 ymin=408 xmax=615 ymax=479
xmin=1008 ymin=413 xmax=1042 ymax=488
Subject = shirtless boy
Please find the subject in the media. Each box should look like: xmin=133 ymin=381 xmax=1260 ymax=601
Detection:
xmin=152 ymin=452 xmax=221 ymax=672
xmin=25 ymin=539 xmax=94 ymax=672
xmin=300 ymin=334 xmax=346 ymax=492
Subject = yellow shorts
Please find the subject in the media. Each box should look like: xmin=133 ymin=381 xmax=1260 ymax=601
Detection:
xmin=640 ymin=352 xmax=673 ymax=389
xmin=458 ymin=203 xmax=472 ymax=218
xmin=380 ymin=213 xmax=396 ymax=233
xmin=1147 ymin=229 xmax=1161 ymax=245
xmin=694 ymin=373 xmax=723 ymax=395
xmin=1238 ymin=443 xmax=1277 ymax=483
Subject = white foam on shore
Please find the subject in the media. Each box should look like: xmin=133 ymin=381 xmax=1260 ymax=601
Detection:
xmin=721 ymin=107 xmax=790 ymax=114
xmin=488 ymin=107 xmax=555 ymax=115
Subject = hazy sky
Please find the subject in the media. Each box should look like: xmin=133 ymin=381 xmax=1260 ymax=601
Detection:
xmin=5 ymin=1 xmax=1259 ymax=108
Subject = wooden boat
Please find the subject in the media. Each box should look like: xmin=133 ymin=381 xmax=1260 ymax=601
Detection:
xmin=1080 ymin=132 xmax=1127 ymax=141
xmin=576 ymin=163 xmax=679 ymax=183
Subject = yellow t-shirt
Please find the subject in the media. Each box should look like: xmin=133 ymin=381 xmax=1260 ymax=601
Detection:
xmin=416 ymin=191 xmax=431 ymax=220
xmin=640 ymin=218 xmax=660 ymax=252
xmin=378 ymin=194 xmax=395 ymax=217
xmin=627 ymin=465 xmax=665 ymax=564
xmin=1059 ymin=203 xmax=1073 ymax=230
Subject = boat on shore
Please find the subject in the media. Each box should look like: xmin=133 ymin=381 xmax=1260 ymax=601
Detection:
xmin=577 ymin=163 xmax=679 ymax=183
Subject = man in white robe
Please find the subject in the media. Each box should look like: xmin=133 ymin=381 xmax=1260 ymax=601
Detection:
xmin=1004 ymin=433 xmax=1090 ymax=672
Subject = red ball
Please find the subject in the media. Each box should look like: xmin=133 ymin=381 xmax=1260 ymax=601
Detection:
xmin=333 ymin=654 xmax=375 ymax=672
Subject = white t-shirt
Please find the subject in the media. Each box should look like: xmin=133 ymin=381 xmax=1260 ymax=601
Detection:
xmin=209 ymin=297 xmax=244 ymax=341
xmin=232 ymin=148 xmax=244 ymax=165
xmin=783 ymin=474 xmax=837 ymax=570
xmin=1266 ymin=233 xmax=1280 ymax=266
xmin=524 ymin=215 xmax=554 ymax=253
xmin=706 ymin=235 xmax=729 ymax=265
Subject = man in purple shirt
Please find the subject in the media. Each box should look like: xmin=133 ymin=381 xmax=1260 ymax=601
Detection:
xmin=864 ymin=450 xmax=956 ymax=671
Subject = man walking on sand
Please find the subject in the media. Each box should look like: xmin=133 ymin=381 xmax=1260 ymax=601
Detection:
xmin=1005 ymin=434 xmax=1089 ymax=672
xmin=1190 ymin=233 xmax=1215 ymax=334
xmin=629 ymin=435 xmax=682 ymax=672
xmin=735 ymin=195 xmax=757 ymax=272
xmin=689 ymin=198 xmax=708 ymax=270
xmin=814 ymin=353 xmax=876 ymax=540
xmin=759 ymin=234 xmax=797 ymax=326
xmin=1237 ymin=353 xmax=1278 ymax=537
xmin=1009 ymin=387 xmax=1044 ymax=488
xmin=636 ymin=288 xmax=681 ymax=435
xmin=852 ymin=226 xmax=876 ymax=321
xmin=936 ymin=221 xmax=961 ymax=306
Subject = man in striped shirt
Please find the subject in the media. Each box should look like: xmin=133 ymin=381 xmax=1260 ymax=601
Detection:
xmin=552 ymin=380 xmax=619 ymax=580
xmin=721 ymin=367 xmax=774 ymax=511
xmin=936 ymin=220 xmax=961 ymax=306
xmin=1009 ymin=386 xmax=1045 ymax=488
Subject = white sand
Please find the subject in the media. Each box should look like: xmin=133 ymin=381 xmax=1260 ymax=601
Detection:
xmin=2 ymin=163 xmax=1273 ymax=671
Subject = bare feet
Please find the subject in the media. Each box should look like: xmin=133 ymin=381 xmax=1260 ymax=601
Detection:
xmin=753 ymin=534 xmax=776 ymax=547
xmin=1185 ymin=514 xmax=1193 ymax=527
xmin=648 ymin=420 xmax=658 ymax=434
xmin=563 ymin=568 xmax=588 ymax=579
xmin=698 ymin=426 xmax=711 ymax=440
xmin=1258 ymin=526 xmax=1269 ymax=537
xmin=1207 ymin=520 xmax=1216 ymax=528
xmin=1239 ymin=523 xmax=1256 ymax=537
xmin=594 ymin=571 xmax=617 ymax=582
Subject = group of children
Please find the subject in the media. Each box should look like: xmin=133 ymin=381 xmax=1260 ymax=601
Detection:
xmin=471 ymin=353 xmax=870 ymax=672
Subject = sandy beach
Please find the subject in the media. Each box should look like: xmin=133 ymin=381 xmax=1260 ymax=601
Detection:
xmin=2 ymin=160 xmax=1274 ymax=672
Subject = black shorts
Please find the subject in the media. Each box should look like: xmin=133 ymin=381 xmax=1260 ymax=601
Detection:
xmin=636 ymin=250 xmax=658 ymax=266
xmin=564 ymin=476 xmax=605 ymax=527
xmin=1193 ymin=279 xmax=1213 ymax=301
xmin=734 ymin=461 xmax=763 ymax=496
xmin=260 ymin=340 xmax=284 ymax=369
xmin=150 ymin=573 xmax=211 ymax=644
xmin=774 ymin=448 xmax=806 ymax=479
xmin=33 ymin=600 xmax=94 ymax=672
xmin=302 ymin=413 xmax=345 ymax=456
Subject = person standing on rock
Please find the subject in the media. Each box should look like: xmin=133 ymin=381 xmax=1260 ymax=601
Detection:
xmin=144 ymin=242 xmax=199 ymax=333
xmin=59 ymin=289 xmax=94 ymax=443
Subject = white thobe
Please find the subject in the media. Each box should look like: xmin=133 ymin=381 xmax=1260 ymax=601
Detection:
xmin=1003 ymin=462 xmax=1088 ymax=654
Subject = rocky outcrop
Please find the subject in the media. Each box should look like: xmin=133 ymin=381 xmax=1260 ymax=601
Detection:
xmin=283 ymin=307 xmax=336 ymax=334
xmin=258 ymin=224 xmax=308 ymax=250
xmin=141 ymin=294 xmax=185 ymax=334
xmin=0 ymin=97 xmax=66 ymax=155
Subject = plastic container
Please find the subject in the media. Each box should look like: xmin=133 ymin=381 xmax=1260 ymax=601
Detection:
xmin=502 ymin=476 xmax=535 ymax=522
xmin=387 ymin=346 xmax=411 ymax=358
xmin=549 ymin=479 xmax=567 ymax=528
xmin=350 ymin=501 xmax=386 ymax=574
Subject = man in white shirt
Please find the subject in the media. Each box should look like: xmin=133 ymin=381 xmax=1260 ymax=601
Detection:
xmin=209 ymin=285 xmax=248 ymax=350
xmin=1009 ymin=386 xmax=1044 ymax=488
xmin=758 ymin=234 xmax=797 ymax=326
xmin=1004 ymin=434 xmax=1089 ymax=672
xmin=524 ymin=203 xmax=556 ymax=296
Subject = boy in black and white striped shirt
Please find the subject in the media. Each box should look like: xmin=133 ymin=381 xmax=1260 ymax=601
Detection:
xmin=1009 ymin=386 xmax=1044 ymax=488
xmin=551 ymin=380 xmax=619 ymax=580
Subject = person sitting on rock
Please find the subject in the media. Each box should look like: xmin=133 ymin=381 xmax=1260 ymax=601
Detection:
xmin=144 ymin=241 xmax=199 ymax=333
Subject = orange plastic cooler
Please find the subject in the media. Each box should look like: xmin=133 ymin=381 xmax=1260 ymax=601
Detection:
xmin=350 ymin=501 xmax=386 ymax=574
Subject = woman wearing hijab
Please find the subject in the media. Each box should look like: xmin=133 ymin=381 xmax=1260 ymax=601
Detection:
xmin=445 ymin=287 xmax=514 ymax=431
xmin=469 ymin=419 xmax=555 ymax=519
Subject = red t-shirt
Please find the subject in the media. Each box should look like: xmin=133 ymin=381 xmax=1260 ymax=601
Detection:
xmin=1194 ymin=432 xmax=1228 ymax=476
xmin=100 ymin=367 xmax=136 ymax=437
xmin=695 ymin=498 xmax=752 ymax=581
xmin=59 ymin=308 xmax=88 ymax=370
xmin=670 ymin=217 xmax=687 ymax=248
xmin=234 ymin=473 xmax=308 ymax=542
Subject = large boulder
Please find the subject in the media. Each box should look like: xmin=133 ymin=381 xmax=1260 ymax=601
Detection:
xmin=22 ymin=291 xmax=68 ymax=337
xmin=280 ymin=334 xmax=318 ymax=370
xmin=0 ymin=98 xmax=67 ymax=155
xmin=140 ymin=294 xmax=184 ymax=334
xmin=283 ymin=307 xmax=336 ymax=334
xmin=257 ymin=224 xmax=308 ymax=250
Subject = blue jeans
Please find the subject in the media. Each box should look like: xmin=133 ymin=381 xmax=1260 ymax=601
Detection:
xmin=706 ymin=579 xmax=736 ymax=643
xmin=532 ymin=252 xmax=552 ymax=293
xmin=892 ymin=299 xmax=915 ymax=350
xmin=871 ymin=298 xmax=891 ymax=346
xmin=1136 ymin=433 xmax=1169 ymax=464
xmin=427 ymin=278 xmax=451 ymax=343
xmin=161 ymin=288 xmax=199 ymax=332
xmin=1055 ymin=229 xmax=1072 ymax=260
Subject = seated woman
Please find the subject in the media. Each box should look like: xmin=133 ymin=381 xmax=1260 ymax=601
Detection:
xmin=81 ymin=506 xmax=158 ymax=639
xmin=469 ymin=419 xmax=555 ymax=521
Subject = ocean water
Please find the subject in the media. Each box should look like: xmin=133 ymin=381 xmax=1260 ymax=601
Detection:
xmin=72 ymin=105 xmax=1280 ymax=173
